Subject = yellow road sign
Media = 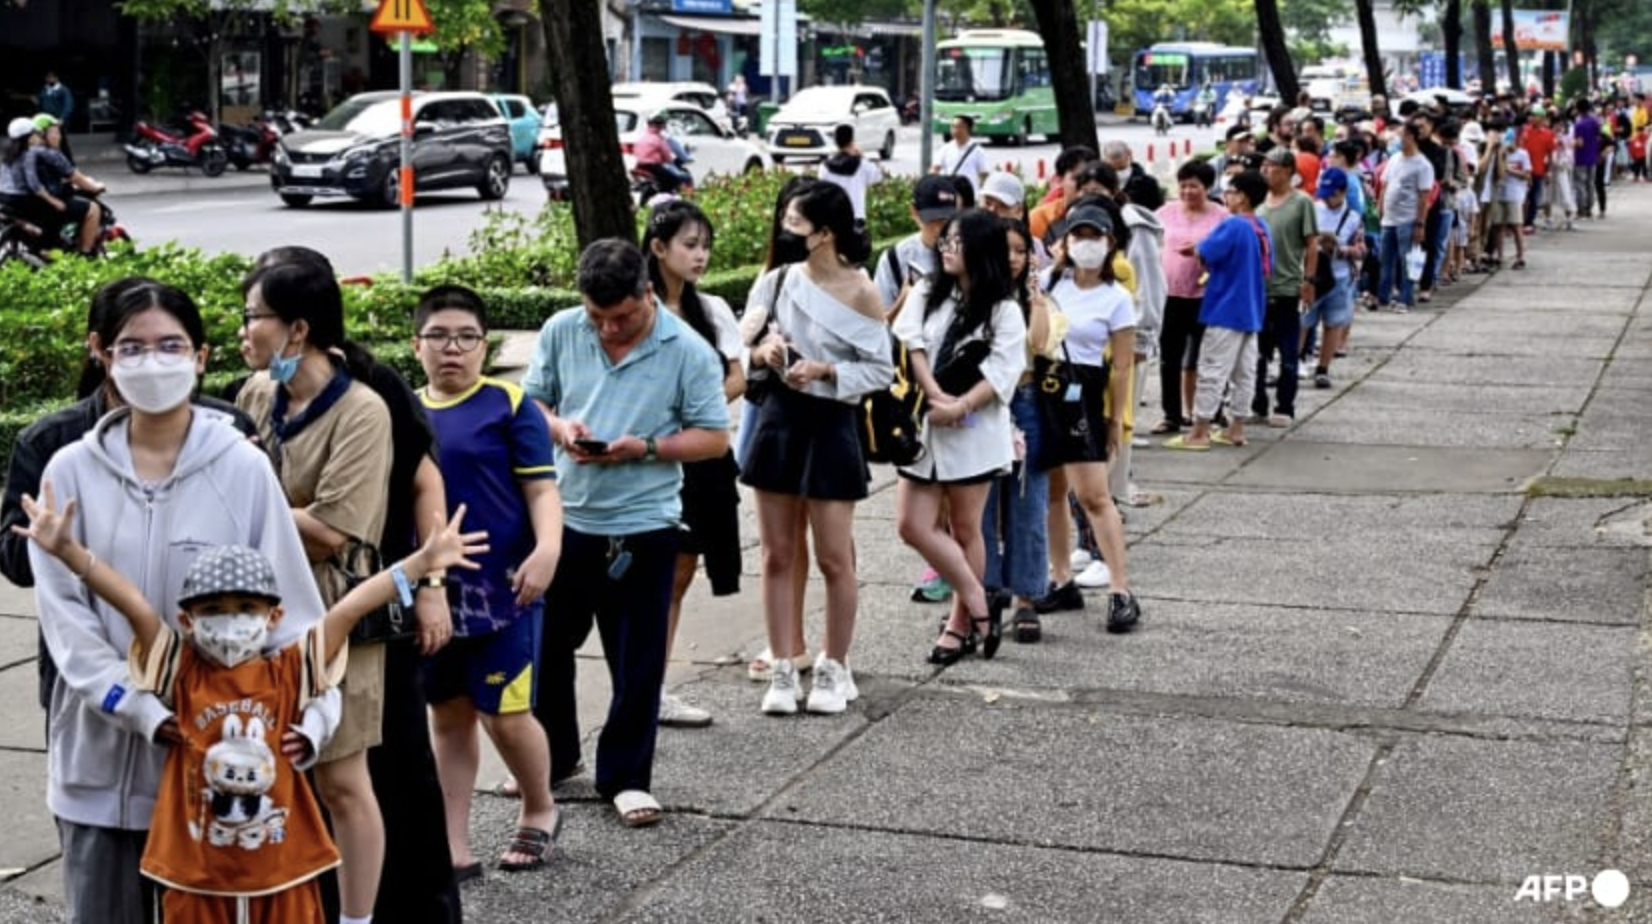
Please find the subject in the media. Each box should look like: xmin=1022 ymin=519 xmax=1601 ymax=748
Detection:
xmin=371 ymin=0 xmax=435 ymax=35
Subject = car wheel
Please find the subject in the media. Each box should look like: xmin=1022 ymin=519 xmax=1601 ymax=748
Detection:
xmin=380 ymin=169 xmax=401 ymax=209
xmin=771 ymin=155 xmax=786 ymax=166
xmin=879 ymin=131 xmax=895 ymax=160
xmin=744 ymin=158 xmax=764 ymax=174
xmin=478 ymin=156 xmax=510 ymax=201
xmin=279 ymin=193 xmax=313 ymax=208
xmin=1012 ymin=119 xmax=1029 ymax=146
xmin=524 ymin=154 xmax=540 ymax=176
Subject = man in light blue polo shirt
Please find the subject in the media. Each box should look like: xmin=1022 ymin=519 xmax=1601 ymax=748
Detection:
xmin=522 ymin=238 xmax=728 ymax=828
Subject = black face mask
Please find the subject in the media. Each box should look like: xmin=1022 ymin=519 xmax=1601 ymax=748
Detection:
xmin=773 ymin=229 xmax=812 ymax=266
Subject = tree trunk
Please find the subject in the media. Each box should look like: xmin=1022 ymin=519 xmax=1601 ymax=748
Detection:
xmin=541 ymin=0 xmax=635 ymax=248
xmin=1355 ymin=0 xmax=1388 ymax=99
xmin=1542 ymin=50 xmax=1556 ymax=98
xmin=1443 ymin=0 xmax=1463 ymax=88
xmin=1024 ymin=0 xmax=1097 ymax=151
xmin=1473 ymin=1 xmax=1497 ymax=95
xmin=1500 ymin=0 xmax=1521 ymax=94
xmin=1255 ymin=0 xmax=1299 ymax=104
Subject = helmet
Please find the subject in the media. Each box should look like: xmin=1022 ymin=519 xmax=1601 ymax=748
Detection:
xmin=31 ymin=113 xmax=59 ymax=132
xmin=7 ymin=117 xmax=37 ymax=141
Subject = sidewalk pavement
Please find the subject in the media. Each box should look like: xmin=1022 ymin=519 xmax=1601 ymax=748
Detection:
xmin=2 ymin=187 xmax=1651 ymax=922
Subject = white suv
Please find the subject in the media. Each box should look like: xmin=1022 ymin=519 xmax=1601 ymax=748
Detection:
xmin=765 ymin=85 xmax=899 ymax=164
xmin=611 ymin=81 xmax=732 ymax=132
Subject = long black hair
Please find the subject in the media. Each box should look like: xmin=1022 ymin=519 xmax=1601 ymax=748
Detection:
xmin=789 ymin=181 xmax=871 ymax=265
xmin=924 ymin=207 xmax=1012 ymax=340
xmin=765 ymin=175 xmax=819 ymax=271
xmin=642 ymin=199 xmax=723 ymax=359
xmin=78 ymin=275 xmax=163 ymax=400
xmin=241 ymin=260 xmax=376 ymax=383
xmin=1004 ymin=218 xmax=1034 ymax=319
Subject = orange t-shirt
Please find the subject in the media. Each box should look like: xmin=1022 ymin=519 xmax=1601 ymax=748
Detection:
xmin=1522 ymin=127 xmax=1556 ymax=178
xmin=139 ymin=627 xmax=340 ymax=898
xmin=1296 ymin=151 xmax=1322 ymax=195
xmin=1029 ymin=196 xmax=1067 ymax=244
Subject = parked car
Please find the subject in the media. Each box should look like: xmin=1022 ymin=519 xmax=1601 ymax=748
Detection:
xmin=1402 ymin=87 xmax=1475 ymax=115
xmin=536 ymin=100 xmax=769 ymax=199
xmin=490 ymin=92 xmax=544 ymax=173
xmin=1214 ymin=93 xmax=1281 ymax=132
xmin=765 ymin=85 xmax=899 ymax=164
xmin=611 ymin=81 xmax=732 ymax=132
xmin=271 ymin=90 xmax=512 ymax=208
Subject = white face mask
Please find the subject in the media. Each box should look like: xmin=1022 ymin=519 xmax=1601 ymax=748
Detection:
xmin=111 ymin=353 xmax=197 ymax=414
xmin=191 ymin=613 xmax=269 ymax=668
xmin=1069 ymin=238 xmax=1110 ymax=270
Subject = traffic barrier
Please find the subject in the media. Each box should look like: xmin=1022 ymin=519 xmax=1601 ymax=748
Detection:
xmin=1037 ymin=158 xmax=1046 ymax=180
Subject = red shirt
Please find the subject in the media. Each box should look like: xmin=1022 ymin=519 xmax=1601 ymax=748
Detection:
xmin=1296 ymin=151 xmax=1321 ymax=194
xmin=1521 ymin=126 xmax=1556 ymax=178
xmin=1631 ymin=134 xmax=1648 ymax=161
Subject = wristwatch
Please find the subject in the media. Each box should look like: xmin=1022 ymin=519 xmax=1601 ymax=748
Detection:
xmin=644 ymin=437 xmax=659 ymax=462
xmin=417 ymin=574 xmax=447 ymax=589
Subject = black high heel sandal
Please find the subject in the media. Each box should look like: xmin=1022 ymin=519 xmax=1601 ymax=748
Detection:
xmin=928 ymin=628 xmax=973 ymax=666
xmin=974 ymin=592 xmax=1006 ymax=660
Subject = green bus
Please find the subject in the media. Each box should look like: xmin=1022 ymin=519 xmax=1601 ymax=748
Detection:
xmin=931 ymin=29 xmax=1059 ymax=145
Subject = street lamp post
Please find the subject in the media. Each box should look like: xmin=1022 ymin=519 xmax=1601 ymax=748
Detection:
xmin=919 ymin=0 xmax=936 ymax=172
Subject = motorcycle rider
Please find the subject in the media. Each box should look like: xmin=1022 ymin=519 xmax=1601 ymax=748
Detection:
xmin=633 ymin=112 xmax=691 ymax=193
xmin=1153 ymin=83 xmax=1176 ymax=132
xmin=1194 ymin=82 xmax=1217 ymax=127
xmin=3 ymin=116 xmax=105 ymax=256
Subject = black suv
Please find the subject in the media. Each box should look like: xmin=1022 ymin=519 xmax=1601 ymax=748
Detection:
xmin=272 ymin=91 xmax=512 ymax=208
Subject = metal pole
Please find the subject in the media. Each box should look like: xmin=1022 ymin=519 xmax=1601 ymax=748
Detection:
xmin=399 ymin=31 xmax=413 ymax=285
xmin=919 ymin=0 xmax=936 ymax=171
xmin=771 ymin=4 xmax=781 ymax=103
xmin=631 ymin=2 xmax=643 ymax=82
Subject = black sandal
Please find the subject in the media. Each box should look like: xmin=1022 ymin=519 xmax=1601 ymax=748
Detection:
xmin=1149 ymin=419 xmax=1181 ymax=435
xmin=1012 ymin=606 xmax=1042 ymax=643
xmin=974 ymin=593 xmax=1006 ymax=660
xmin=498 ymin=808 xmax=562 ymax=872
xmin=928 ymin=629 xmax=972 ymax=666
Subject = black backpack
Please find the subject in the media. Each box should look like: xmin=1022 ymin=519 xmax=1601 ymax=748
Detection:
xmin=857 ymin=331 xmax=925 ymax=466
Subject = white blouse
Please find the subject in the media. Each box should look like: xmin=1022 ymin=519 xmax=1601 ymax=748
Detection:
xmin=892 ymin=279 xmax=1028 ymax=481
xmin=1042 ymin=269 xmax=1136 ymax=368
xmin=743 ymin=265 xmax=894 ymax=404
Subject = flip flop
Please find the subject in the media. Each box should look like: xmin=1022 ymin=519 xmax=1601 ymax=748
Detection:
xmin=1162 ymin=435 xmax=1210 ymax=452
xmin=1149 ymin=419 xmax=1181 ymax=435
xmin=497 ymin=808 xmax=562 ymax=872
xmin=1210 ymin=430 xmax=1246 ymax=447
xmin=614 ymin=789 xmax=663 ymax=828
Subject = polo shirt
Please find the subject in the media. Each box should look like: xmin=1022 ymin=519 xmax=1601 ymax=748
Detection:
xmin=420 ymin=377 xmax=556 ymax=637
xmin=522 ymin=305 xmax=727 ymax=536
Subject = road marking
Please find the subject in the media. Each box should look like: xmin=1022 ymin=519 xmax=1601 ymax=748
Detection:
xmin=149 ymin=198 xmax=275 ymax=213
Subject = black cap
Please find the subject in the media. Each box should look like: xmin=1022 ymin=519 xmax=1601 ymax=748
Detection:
xmin=1062 ymin=204 xmax=1114 ymax=236
xmin=912 ymin=175 xmax=960 ymax=222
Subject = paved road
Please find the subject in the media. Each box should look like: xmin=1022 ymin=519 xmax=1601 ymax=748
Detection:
xmin=2 ymin=182 xmax=1650 ymax=921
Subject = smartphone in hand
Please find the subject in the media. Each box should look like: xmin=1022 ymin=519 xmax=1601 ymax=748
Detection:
xmin=573 ymin=438 xmax=610 ymax=455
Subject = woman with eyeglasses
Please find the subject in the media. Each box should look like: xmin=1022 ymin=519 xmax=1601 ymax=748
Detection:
xmin=893 ymin=208 xmax=1027 ymax=664
xmin=17 ymin=279 xmax=321 ymax=924
xmin=235 ymin=260 xmax=395 ymax=924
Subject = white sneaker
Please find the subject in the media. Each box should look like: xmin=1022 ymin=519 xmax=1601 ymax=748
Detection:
xmin=1069 ymin=549 xmax=1095 ymax=569
xmin=659 ymin=693 xmax=713 ymax=728
xmin=761 ymin=660 xmax=801 ymax=715
xmin=806 ymin=657 xmax=849 ymax=714
xmin=1075 ymin=559 xmax=1112 ymax=589
xmin=815 ymin=652 xmax=859 ymax=702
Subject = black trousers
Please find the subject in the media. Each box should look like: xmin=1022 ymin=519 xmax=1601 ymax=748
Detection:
xmin=1157 ymin=296 xmax=1204 ymax=425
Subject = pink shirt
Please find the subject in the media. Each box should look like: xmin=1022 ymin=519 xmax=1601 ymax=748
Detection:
xmin=632 ymin=127 xmax=673 ymax=167
xmin=1156 ymin=199 xmax=1229 ymax=298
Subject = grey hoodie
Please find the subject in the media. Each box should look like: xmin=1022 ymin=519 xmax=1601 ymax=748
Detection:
xmin=1122 ymin=202 xmax=1167 ymax=359
xmin=29 ymin=407 xmax=322 ymax=831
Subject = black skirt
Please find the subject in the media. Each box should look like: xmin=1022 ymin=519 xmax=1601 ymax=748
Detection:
xmin=739 ymin=384 xmax=870 ymax=502
xmin=679 ymin=451 xmax=742 ymax=596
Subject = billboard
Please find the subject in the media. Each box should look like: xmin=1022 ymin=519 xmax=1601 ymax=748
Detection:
xmin=1489 ymin=10 xmax=1569 ymax=52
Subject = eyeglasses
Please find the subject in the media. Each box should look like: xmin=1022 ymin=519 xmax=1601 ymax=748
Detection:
xmin=241 ymin=308 xmax=279 ymax=328
xmin=938 ymin=236 xmax=963 ymax=253
xmin=417 ymin=330 xmax=486 ymax=353
xmin=112 ymin=337 xmax=193 ymax=367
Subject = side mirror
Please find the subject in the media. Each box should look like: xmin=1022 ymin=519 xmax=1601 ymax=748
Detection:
xmin=414 ymin=122 xmax=436 ymax=137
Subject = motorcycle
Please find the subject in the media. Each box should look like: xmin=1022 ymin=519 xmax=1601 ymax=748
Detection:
xmin=1152 ymin=99 xmax=1173 ymax=136
xmin=262 ymin=108 xmax=314 ymax=136
xmin=219 ymin=113 xmax=282 ymax=170
xmin=631 ymin=163 xmax=691 ymax=207
xmin=0 ymin=189 xmax=130 ymax=266
xmin=125 ymin=111 xmax=229 ymax=177
xmin=1192 ymin=96 xmax=1212 ymax=129
xmin=900 ymin=96 xmax=921 ymax=125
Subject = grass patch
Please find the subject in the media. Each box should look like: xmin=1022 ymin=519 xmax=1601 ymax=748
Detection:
xmin=1526 ymin=477 xmax=1652 ymax=498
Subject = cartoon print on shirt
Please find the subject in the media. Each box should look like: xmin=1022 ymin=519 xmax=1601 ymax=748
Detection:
xmin=191 ymin=714 xmax=289 ymax=850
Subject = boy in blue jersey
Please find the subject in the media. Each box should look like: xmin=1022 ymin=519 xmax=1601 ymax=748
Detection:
xmin=413 ymin=285 xmax=565 ymax=876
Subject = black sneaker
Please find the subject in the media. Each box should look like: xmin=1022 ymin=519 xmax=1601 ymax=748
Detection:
xmin=1034 ymin=580 xmax=1084 ymax=614
xmin=1106 ymin=592 xmax=1141 ymax=634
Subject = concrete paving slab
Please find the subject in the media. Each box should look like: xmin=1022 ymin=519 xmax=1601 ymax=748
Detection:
xmin=0 ymin=616 xmax=42 ymax=672
xmin=610 ymin=824 xmax=1308 ymax=924
xmin=0 ymin=751 xmax=58 ymax=883
xmin=0 ymin=668 xmax=43 ymax=751
xmin=1460 ymin=285 xmax=1643 ymax=311
xmin=1152 ymin=491 xmax=1520 ymax=541
xmin=1417 ymin=312 xmax=1630 ymax=342
xmin=1422 ymin=617 xmax=1636 ymax=726
xmin=772 ymin=697 xmax=1375 ymax=868
xmin=1584 ymin=387 xmax=1652 ymax=422
xmin=1550 ymin=448 xmax=1652 ymax=482
xmin=1475 ymin=261 xmax=1651 ymax=290
xmin=1397 ymin=332 xmax=1619 ymax=359
xmin=1568 ymin=418 xmax=1652 ymax=457
xmin=922 ymin=600 xmax=1451 ymax=710
xmin=1289 ymin=408 xmax=1574 ymax=450
xmin=0 ymin=585 xmax=32 ymax=619
xmin=1128 ymin=533 xmax=1491 ymax=616
xmin=1322 ymin=380 xmax=1593 ymax=416
xmin=1336 ymin=736 xmax=1619 ymax=882
xmin=1596 ymin=360 xmax=1652 ymax=391
xmin=1518 ymin=497 xmax=1652 ymax=548
xmin=1300 ymin=875 xmax=1560 ymax=924
xmin=1368 ymin=354 xmax=1603 ymax=388
xmin=1224 ymin=443 xmax=1551 ymax=494
xmin=1472 ymin=545 xmax=1648 ymax=625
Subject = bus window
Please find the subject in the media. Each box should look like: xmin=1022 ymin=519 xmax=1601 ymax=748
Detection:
xmin=937 ymin=47 xmax=1013 ymax=101
xmin=1136 ymin=52 xmax=1190 ymax=90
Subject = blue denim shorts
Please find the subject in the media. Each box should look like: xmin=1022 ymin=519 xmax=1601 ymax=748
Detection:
xmin=1303 ymin=280 xmax=1353 ymax=330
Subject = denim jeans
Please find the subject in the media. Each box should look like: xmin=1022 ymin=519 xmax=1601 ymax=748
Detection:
xmin=1524 ymin=174 xmax=1546 ymax=227
xmin=1251 ymin=296 xmax=1301 ymax=419
xmin=982 ymin=385 xmax=1050 ymax=600
xmin=1377 ymin=222 xmax=1416 ymax=307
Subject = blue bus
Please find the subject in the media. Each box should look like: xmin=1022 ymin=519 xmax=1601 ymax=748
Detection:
xmin=1133 ymin=43 xmax=1261 ymax=118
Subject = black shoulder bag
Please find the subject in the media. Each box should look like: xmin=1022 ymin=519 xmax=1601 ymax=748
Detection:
xmin=742 ymin=265 xmax=791 ymax=406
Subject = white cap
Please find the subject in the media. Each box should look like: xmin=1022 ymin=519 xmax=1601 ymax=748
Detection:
xmin=980 ymin=171 xmax=1024 ymax=209
xmin=7 ymin=117 xmax=37 ymax=141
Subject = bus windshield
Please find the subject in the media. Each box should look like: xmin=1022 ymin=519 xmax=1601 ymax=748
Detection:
xmin=936 ymin=47 xmax=1013 ymax=101
xmin=1136 ymin=51 xmax=1190 ymax=91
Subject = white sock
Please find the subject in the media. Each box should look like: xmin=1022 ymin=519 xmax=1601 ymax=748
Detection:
xmin=340 ymin=916 xmax=373 ymax=924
